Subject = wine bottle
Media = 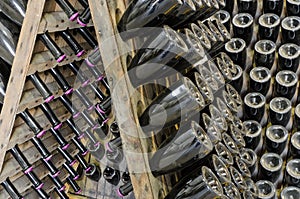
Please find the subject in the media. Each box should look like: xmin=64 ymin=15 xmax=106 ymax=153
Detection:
xmin=287 ymin=0 xmax=300 ymax=16
xmin=49 ymin=174 xmax=66 ymax=191
xmin=121 ymin=171 xmax=130 ymax=183
xmin=41 ymin=158 xmax=60 ymax=178
xmin=31 ymin=137 xmax=52 ymax=161
xmin=55 ymin=0 xmax=79 ymax=21
xmin=49 ymin=67 xmax=73 ymax=95
xmin=74 ymin=88 xmax=94 ymax=111
xmin=59 ymin=30 xmax=85 ymax=57
xmin=213 ymin=10 xmax=231 ymax=32
xmin=278 ymin=43 xmax=300 ymax=72
xmin=117 ymin=0 xmax=182 ymax=39
xmin=243 ymin=92 xmax=266 ymax=122
xmin=258 ymin=13 xmax=280 ymax=42
xmin=223 ymin=181 xmax=241 ymax=199
xmin=256 ymin=180 xmax=276 ymax=199
xmin=10 ymin=146 xmax=45 ymax=190
xmin=0 ymin=21 xmax=17 ymax=65
xmin=77 ymin=7 xmax=91 ymax=27
xmin=1 ymin=178 xmax=23 ymax=199
xmin=59 ymin=95 xmax=80 ymax=118
xmin=269 ymin=97 xmax=292 ymax=126
xmin=281 ymin=16 xmax=300 ymax=45
xmin=285 ymin=159 xmax=300 ymax=187
xmin=239 ymin=148 xmax=258 ymax=176
xmin=232 ymin=13 xmax=254 ymax=46
xmin=103 ymin=166 xmax=120 ymax=185
xmin=39 ymin=32 xmax=66 ymax=63
xmin=28 ymin=73 xmax=54 ymax=103
xmin=117 ymin=182 xmax=133 ymax=197
xmin=58 ymin=147 xmax=77 ymax=167
xmin=19 ymin=109 xmax=46 ymax=138
xmin=249 ymin=67 xmax=271 ymax=96
xmin=150 ymin=120 xmax=213 ymax=176
xmin=290 ymin=132 xmax=300 ymax=158
xmin=54 ymin=187 xmax=69 ymax=199
xmin=40 ymin=103 xmax=62 ymax=130
xmin=77 ymin=0 xmax=88 ymax=8
xmin=165 ymin=0 xmax=196 ymax=29
xmin=49 ymin=127 xmax=69 ymax=150
xmin=106 ymin=137 xmax=122 ymax=152
xmin=235 ymin=156 xmax=251 ymax=178
xmin=189 ymin=23 xmax=212 ymax=52
xmin=32 ymin=186 xmax=51 ymax=199
xmin=263 ymin=0 xmax=284 ymax=16
xmin=76 ymin=154 xmax=101 ymax=181
xmin=96 ymin=96 xmax=111 ymax=115
xmin=66 ymin=176 xmax=81 ymax=194
xmin=224 ymin=38 xmax=247 ymax=69
xmin=0 ymin=0 xmax=26 ymax=26
xmin=139 ymin=77 xmax=205 ymax=132
xmin=254 ymin=40 xmax=276 ymax=69
xmin=72 ymin=137 xmax=89 ymax=156
xmin=110 ymin=121 xmax=120 ymax=137
xmin=259 ymin=152 xmax=283 ymax=183
xmin=127 ymin=26 xmax=188 ymax=87
xmin=81 ymin=109 xmax=99 ymax=130
xmin=66 ymin=62 xmax=90 ymax=87
xmin=243 ymin=120 xmax=262 ymax=150
xmin=66 ymin=118 xmax=84 ymax=139
xmin=164 ymin=166 xmax=223 ymax=199
xmin=237 ymin=0 xmax=257 ymax=16
xmin=77 ymin=27 xmax=98 ymax=49
xmin=281 ymin=186 xmax=300 ymax=199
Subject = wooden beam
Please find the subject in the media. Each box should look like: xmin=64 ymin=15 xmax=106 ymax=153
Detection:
xmin=0 ymin=0 xmax=46 ymax=172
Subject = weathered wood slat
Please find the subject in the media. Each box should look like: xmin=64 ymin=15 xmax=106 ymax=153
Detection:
xmin=0 ymin=0 xmax=46 ymax=173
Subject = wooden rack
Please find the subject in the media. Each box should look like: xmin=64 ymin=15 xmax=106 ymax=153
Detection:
xmin=0 ymin=0 xmax=104 ymax=198
xmin=0 ymin=0 xmax=173 ymax=198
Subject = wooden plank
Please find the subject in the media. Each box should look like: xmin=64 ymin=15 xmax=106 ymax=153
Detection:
xmin=88 ymin=0 xmax=163 ymax=198
xmin=28 ymin=43 xmax=93 ymax=75
xmin=38 ymin=10 xmax=94 ymax=34
xmin=0 ymin=0 xmax=46 ymax=173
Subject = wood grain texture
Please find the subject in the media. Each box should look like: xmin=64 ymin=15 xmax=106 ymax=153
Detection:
xmin=88 ymin=0 xmax=164 ymax=198
xmin=0 ymin=0 xmax=46 ymax=173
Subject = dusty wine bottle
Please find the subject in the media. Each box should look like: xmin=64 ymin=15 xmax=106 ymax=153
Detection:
xmin=117 ymin=182 xmax=133 ymax=197
xmin=66 ymin=62 xmax=90 ymax=87
xmin=55 ymin=0 xmax=79 ymax=21
xmin=19 ymin=109 xmax=46 ymax=138
xmin=49 ymin=127 xmax=69 ymax=150
xmin=59 ymin=95 xmax=80 ymax=118
xmin=77 ymin=7 xmax=91 ymax=27
xmin=41 ymin=158 xmax=60 ymax=178
xmin=103 ymin=166 xmax=120 ymax=185
xmin=28 ymin=73 xmax=54 ymax=103
xmin=77 ymin=27 xmax=98 ymax=49
xmin=72 ymin=138 xmax=89 ymax=156
xmin=164 ymin=166 xmax=223 ymax=199
xmin=66 ymin=176 xmax=81 ymax=194
xmin=63 ymin=162 xmax=80 ymax=180
xmin=49 ymin=67 xmax=73 ymax=95
xmin=59 ymin=30 xmax=85 ymax=57
xmin=1 ymin=178 xmax=23 ymax=199
xmin=58 ymin=147 xmax=77 ymax=167
xmin=39 ymin=32 xmax=66 ymax=63
xmin=31 ymin=137 xmax=52 ymax=161
xmin=49 ymin=174 xmax=66 ymax=191
xmin=150 ymin=121 xmax=213 ymax=176
xmin=139 ymin=77 xmax=205 ymax=132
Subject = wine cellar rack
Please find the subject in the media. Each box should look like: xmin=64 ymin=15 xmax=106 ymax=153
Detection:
xmin=0 ymin=0 xmax=299 ymax=199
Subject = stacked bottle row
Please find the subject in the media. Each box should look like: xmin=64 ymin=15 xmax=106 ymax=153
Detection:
xmin=115 ymin=0 xmax=300 ymax=198
xmin=0 ymin=0 xmax=130 ymax=198
xmin=223 ymin=0 xmax=300 ymax=198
